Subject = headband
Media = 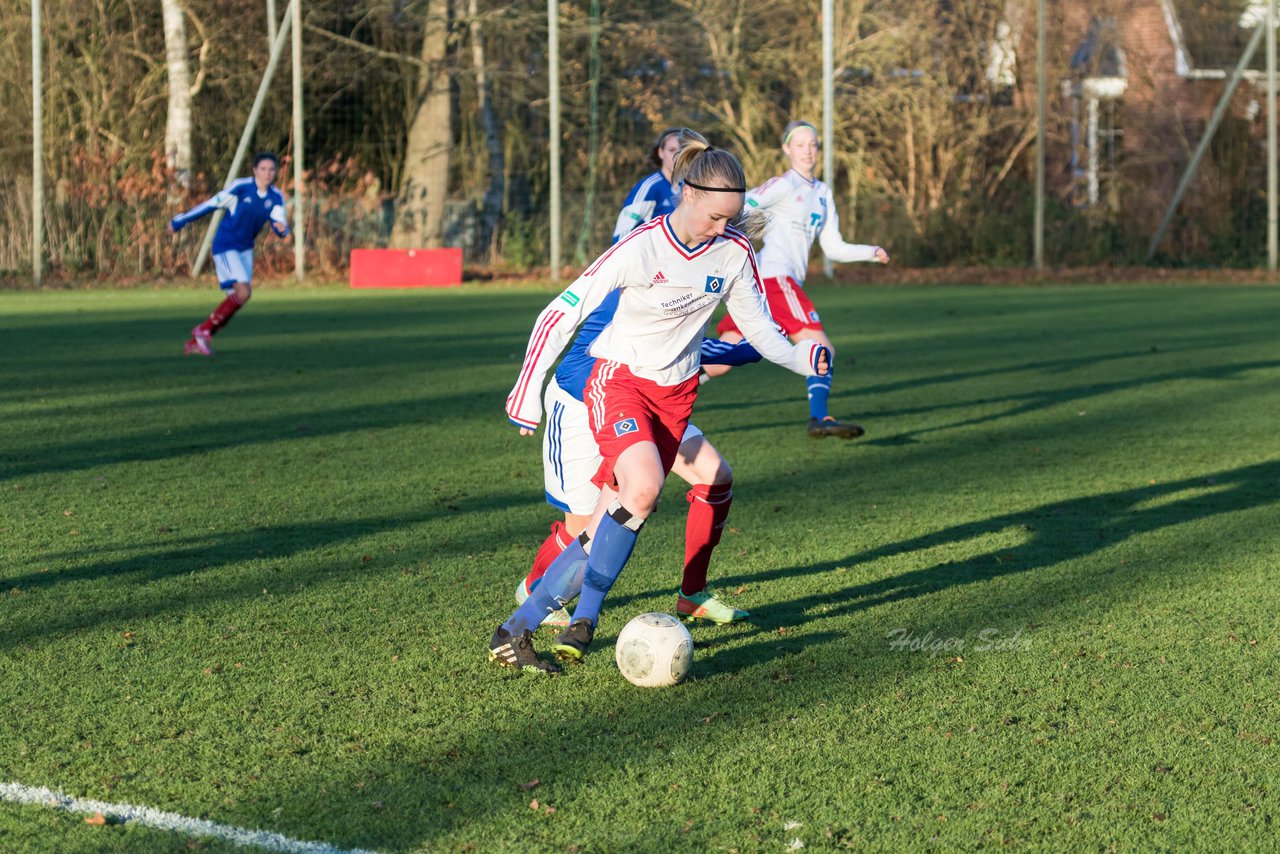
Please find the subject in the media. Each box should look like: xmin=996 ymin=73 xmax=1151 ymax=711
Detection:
xmin=684 ymin=179 xmax=745 ymax=193
xmin=783 ymin=123 xmax=817 ymax=144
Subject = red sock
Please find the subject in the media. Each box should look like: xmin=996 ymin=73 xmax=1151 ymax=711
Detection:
xmin=200 ymin=293 xmax=245 ymax=336
xmin=682 ymin=482 xmax=733 ymax=596
xmin=525 ymin=520 xmax=574 ymax=588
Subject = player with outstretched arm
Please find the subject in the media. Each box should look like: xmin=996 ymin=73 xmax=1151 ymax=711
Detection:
xmin=713 ymin=120 xmax=889 ymax=438
xmin=489 ymin=138 xmax=831 ymax=674
xmin=169 ymin=152 xmax=290 ymax=357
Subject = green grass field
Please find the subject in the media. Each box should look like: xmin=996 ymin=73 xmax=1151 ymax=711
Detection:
xmin=1 ymin=281 xmax=1276 ymax=852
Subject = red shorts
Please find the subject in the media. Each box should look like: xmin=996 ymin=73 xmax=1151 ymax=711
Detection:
xmin=716 ymin=276 xmax=822 ymax=338
xmin=585 ymin=360 xmax=700 ymax=491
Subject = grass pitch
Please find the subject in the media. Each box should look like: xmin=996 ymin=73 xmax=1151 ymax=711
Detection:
xmin=1 ymin=282 xmax=1277 ymax=851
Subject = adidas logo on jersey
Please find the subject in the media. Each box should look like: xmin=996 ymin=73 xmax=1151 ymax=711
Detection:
xmin=651 ymin=271 xmax=668 ymax=284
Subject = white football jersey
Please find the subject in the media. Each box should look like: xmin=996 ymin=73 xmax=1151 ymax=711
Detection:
xmin=507 ymin=215 xmax=822 ymax=429
xmin=747 ymin=169 xmax=879 ymax=285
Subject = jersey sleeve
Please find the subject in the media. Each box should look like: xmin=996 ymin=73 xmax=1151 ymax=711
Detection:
xmin=720 ymin=236 xmax=822 ymax=378
xmin=169 ymin=187 xmax=237 ymax=232
xmin=816 ymin=183 xmax=879 ymax=263
xmin=612 ymin=176 xmax=659 ymax=243
xmin=269 ymin=189 xmax=289 ymax=237
xmin=699 ymin=337 xmax=762 ymax=367
xmin=744 ymin=175 xmax=790 ymax=213
xmin=505 ymin=247 xmax=632 ymax=429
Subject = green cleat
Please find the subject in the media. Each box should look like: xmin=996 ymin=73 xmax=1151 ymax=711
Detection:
xmin=514 ymin=576 xmax=572 ymax=628
xmin=550 ymin=618 xmax=596 ymax=663
xmin=677 ymin=589 xmax=750 ymax=625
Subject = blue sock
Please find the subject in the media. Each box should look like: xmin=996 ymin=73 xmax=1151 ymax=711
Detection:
xmin=807 ymin=374 xmax=832 ymax=420
xmin=503 ymin=539 xmax=588 ymax=635
xmin=572 ymin=506 xmax=644 ymax=626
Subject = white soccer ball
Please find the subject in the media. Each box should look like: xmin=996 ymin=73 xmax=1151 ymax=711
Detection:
xmin=614 ymin=612 xmax=694 ymax=688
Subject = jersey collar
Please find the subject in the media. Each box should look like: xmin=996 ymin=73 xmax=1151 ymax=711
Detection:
xmin=661 ymin=215 xmax=713 ymax=258
xmin=789 ymin=168 xmax=817 ymax=186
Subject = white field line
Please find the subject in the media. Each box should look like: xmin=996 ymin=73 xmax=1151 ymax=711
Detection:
xmin=0 ymin=781 xmax=379 ymax=854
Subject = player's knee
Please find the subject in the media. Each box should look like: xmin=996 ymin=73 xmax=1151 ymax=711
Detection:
xmin=621 ymin=481 xmax=662 ymax=516
xmin=234 ymin=283 xmax=253 ymax=304
xmin=712 ymin=458 xmax=733 ymax=485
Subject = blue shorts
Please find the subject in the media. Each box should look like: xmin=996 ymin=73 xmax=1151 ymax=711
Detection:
xmin=212 ymin=250 xmax=254 ymax=289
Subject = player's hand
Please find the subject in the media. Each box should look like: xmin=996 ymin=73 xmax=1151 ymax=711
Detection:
xmin=168 ymin=223 xmax=178 ymax=235
xmin=519 ymin=427 xmax=535 ymax=437
xmin=814 ymin=345 xmax=831 ymax=377
xmin=872 ymin=246 xmax=890 ymax=264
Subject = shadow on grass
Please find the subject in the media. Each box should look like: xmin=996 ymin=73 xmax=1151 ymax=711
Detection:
xmin=0 ymin=484 xmax=540 ymax=649
xmin=697 ymin=351 xmax=1278 ymax=443
xmin=223 ymin=457 xmax=1277 ymax=851
xmin=0 ymin=297 xmax=556 ymax=482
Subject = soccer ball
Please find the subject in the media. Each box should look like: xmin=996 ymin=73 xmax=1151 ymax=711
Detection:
xmin=614 ymin=612 xmax=693 ymax=688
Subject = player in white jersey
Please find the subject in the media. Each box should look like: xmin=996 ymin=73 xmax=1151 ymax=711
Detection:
xmin=517 ymin=127 xmax=752 ymax=629
xmin=489 ymin=138 xmax=831 ymax=674
xmin=714 ymin=120 xmax=889 ymax=439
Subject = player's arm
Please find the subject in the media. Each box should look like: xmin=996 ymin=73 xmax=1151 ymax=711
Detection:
xmin=743 ymin=175 xmax=789 ymax=214
xmin=722 ymin=242 xmax=828 ymax=378
xmin=612 ymin=182 xmax=657 ymax=243
xmin=168 ymin=180 xmax=243 ymax=233
xmin=269 ymin=190 xmax=290 ymax=238
xmin=506 ymin=257 xmax=627 ymax=433
xmin=816 ymin=184 xmax=888 ymax=264
xmin=699 ymin=336 xmax=762 ymax=367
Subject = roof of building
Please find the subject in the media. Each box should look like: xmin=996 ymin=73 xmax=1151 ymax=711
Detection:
xmin=1168 ymin=0 xmax=1268 ymax=71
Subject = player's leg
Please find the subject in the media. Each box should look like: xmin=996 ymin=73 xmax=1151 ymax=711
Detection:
xmin=526 ymin=382 xmax=600 ymax=592
xmin=669 ymin=428 xmax=748 ymax=624
xmin=753 ymin=276 xmax=863 ymax=438
xmin=188 ymin=251 xmax=252 ymax=355
xmin=514 ymin=382 xmax=601 ymax=626
xmin=491 ymin=480 xmax=616 ymax=671
xmin=793 ymin=324 xmax=862 ymax=439
xmin=521 ymin=514 xmax=587 ymax=592
xmin=550 ymin=441 xmax=662 ymax=662
xmin=551 ymin=364 xmax=697 ymax=662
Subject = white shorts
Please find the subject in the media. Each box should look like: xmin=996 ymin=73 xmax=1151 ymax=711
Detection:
xmin=542 ymin=376 xmax=703 ymax=516
xmin=213 ymin=249 xmax=254 ymax=289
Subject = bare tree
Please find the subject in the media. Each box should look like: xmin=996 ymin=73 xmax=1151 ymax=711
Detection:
xmin=162 ymin=0 xmax=192 ymax=187
xmin=468 ymin=0 xmax=503 ymax=262
xmin=391 ymin=0 xmax=452 ymax=250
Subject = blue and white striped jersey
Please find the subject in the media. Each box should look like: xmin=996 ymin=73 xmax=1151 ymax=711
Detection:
xmin=171 ymin=177 xmax=289 ymax=254
xmin=612 ymin=171 xmax=679 ymax=244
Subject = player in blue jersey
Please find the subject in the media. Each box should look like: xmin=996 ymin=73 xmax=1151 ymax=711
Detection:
xmin=169 ymin=153 xmax=290 ymax=356
xmin=513 ymin=291 xmax=763 ymax=629
xmin=611 ymin=127 xmax=689 ymax=243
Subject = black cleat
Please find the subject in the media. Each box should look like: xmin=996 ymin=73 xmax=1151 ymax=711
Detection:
xmin=808 ymin=416 xmax=865 ymax=439
xmin=551 ymin=618 xmax=596 ymax=663
xmin=488 ymin=626 xmax=561 ymax=675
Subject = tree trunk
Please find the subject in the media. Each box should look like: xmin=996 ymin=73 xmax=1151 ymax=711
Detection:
xmin=392 ymin=0 xmax=452 ymax=250
xmin=469 ymin=0 xmax=503 ymax=264
xmin=161 ymin=0 xmax=192 ymax=189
